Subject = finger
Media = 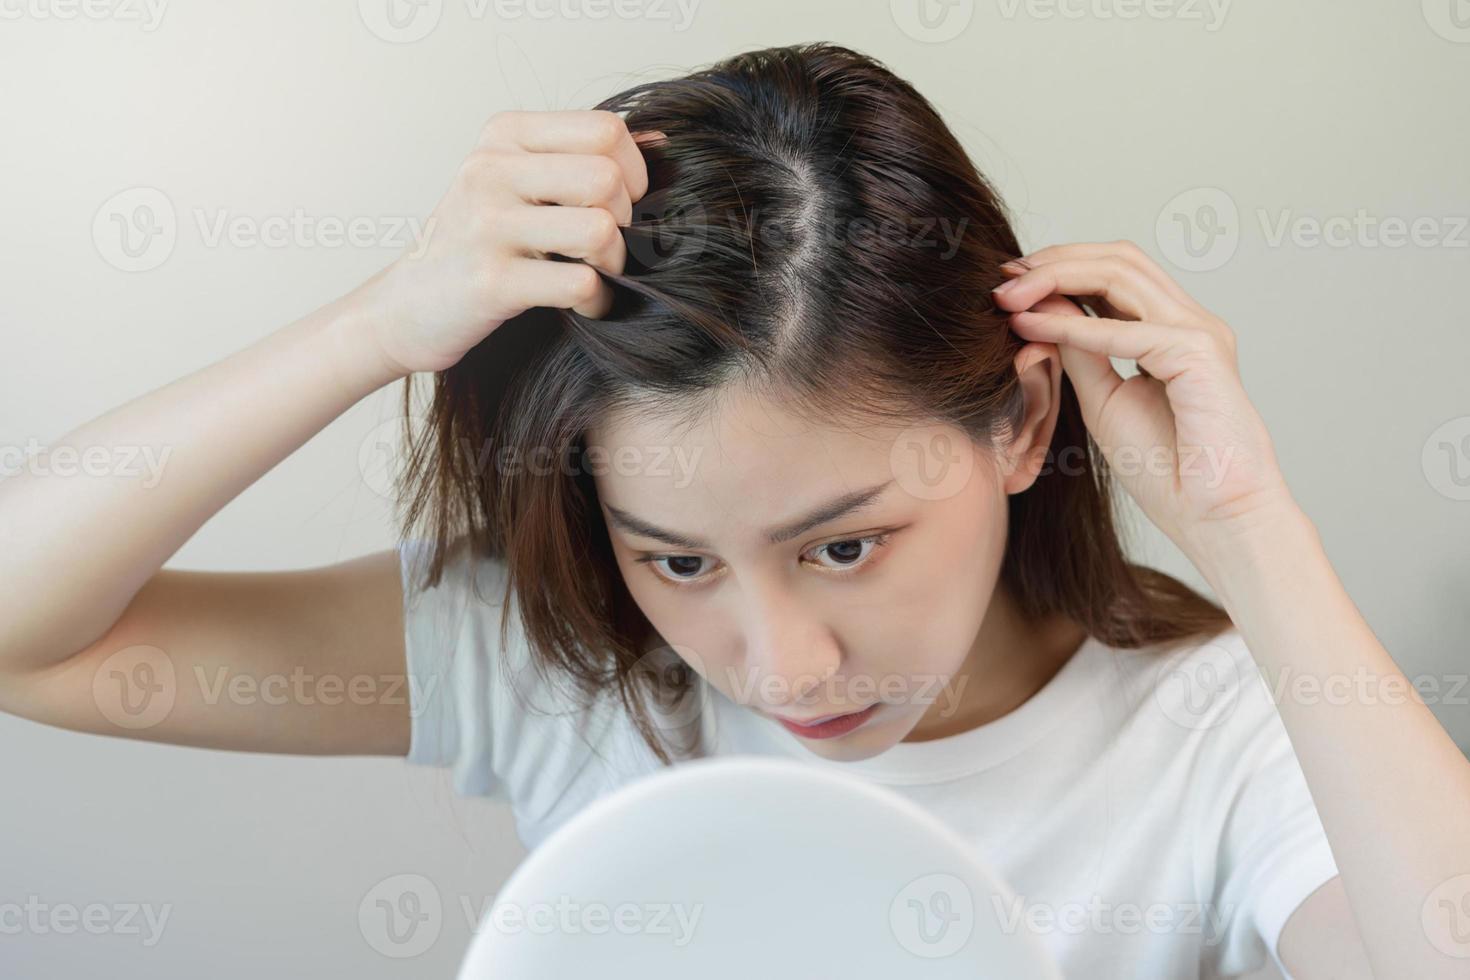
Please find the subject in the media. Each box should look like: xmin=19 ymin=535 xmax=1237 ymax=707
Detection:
xmin=503 ymin=204 xmax=627 ymax=277
xmin=502 ymin=255 xmax=613 ymax=319
xmin=1007 ymin=288 xmax=1123 ymax=333
xmin=993 ymin=257 xmax=1192 ymax=325
xmin=1010 ymin=240 xmax=1209 ymax=317
xmin=502 ymin=152 xmax=633 ymax=225
xmin=1010 ymin=310 xmax=1210 ymax=383
xmin=1018 ymin=296 xmax=1126 ymax=404
xmin=479 ymin=109 xmax=651 ymax=205
xmin=1001 ymin=266 xmax=1131 ymax=324
xmin=1058 ymin=339 xmax=1128 ymax=412
xmin=996 ymin=258 xmax=1147 ymax=323
xmin=1023 ymin=294 xmax=1155 ymax=379
xmin=1026 ymin=294 xmax=1086 ymax=317
xmin=573 ymin=275 xmax=615 ymax=319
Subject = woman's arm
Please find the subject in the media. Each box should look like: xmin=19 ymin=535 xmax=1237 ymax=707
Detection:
xmin=992 ymin=239 xmax=1470 ymax=978
xmin=0 ymin=109 xmax=659 ymax=753
xmin=1190 ymin=496 xmax=1470 ymax=978
xmin=0 ymin=284 xmax=417 ymax=753
xmin=0 ymin=550 xmax=417 ymax=756
xmin=0 ymin=288 xmax=400 ymax=676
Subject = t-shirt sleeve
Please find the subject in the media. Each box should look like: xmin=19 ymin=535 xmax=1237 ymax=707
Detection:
xmin=398 ymin=536 xmax=511 ymax=801
xmin=1196 ymin=629 xmax=1341 ymax=978
xmin=397 ymin=536 xmax=640 ymax=830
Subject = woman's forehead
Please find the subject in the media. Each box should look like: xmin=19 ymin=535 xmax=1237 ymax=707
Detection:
xmin=587 ymin=383 xmax=905 ymax=455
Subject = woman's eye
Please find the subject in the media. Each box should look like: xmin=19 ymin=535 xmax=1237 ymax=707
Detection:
xmin=806 ymin=533 xmax=890 ymax=572
xmin=649 ymin=554 xmax=712 ymax=583
xmin=639 ymin=532 xmax=891 ymax=588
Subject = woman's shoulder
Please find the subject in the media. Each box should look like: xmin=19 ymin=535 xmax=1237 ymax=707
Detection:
xmin=399 ymin=535 xmax=511 ymax=609
xmin=1084 ymin=623 xmax=1280 ymax=736
xmin=397 ymin=534 xmax=645 ymax=808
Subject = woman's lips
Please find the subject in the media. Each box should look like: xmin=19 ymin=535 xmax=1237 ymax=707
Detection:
xmin=778 ymin=708 xmax=858 ymax=726
xmin=770 ymin=703 xmax=881 ymax=739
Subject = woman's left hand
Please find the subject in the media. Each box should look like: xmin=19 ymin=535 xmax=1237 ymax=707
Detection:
xmin=991 ymin=240 xmax=1299 ymax=562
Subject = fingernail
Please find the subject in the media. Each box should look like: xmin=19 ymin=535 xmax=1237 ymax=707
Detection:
xmin=999 ymin=260 xmax=1027 ymax=274
xmin=992 ymin=278 xmax=1019 ymax=294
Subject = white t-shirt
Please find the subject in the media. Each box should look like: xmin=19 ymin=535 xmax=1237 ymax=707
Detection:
xmin=399 ymin=539 xmax=1340 ymax=979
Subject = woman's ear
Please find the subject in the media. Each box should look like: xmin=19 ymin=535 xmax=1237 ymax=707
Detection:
xmin=1001 ymin=341 xmax=1063 ymax=495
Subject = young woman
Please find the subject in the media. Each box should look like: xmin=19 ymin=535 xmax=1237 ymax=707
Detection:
xmin=0 ymin=41 xmax=1464 ymax=979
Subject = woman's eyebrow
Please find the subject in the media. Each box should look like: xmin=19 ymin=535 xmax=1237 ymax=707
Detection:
xmin=603 ymin=479 xmax=896 ymax=550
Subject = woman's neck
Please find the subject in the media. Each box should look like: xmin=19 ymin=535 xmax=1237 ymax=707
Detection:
xmin=903 ymin=580 xmax=1088 ymax=743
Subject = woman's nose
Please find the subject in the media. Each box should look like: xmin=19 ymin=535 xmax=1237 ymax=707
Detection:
xmin=740 ymin=587 xmax=842 ymax=710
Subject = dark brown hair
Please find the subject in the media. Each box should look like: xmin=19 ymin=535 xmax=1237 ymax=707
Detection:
xmin=396 ymin=41 xmax=1232 ymax=764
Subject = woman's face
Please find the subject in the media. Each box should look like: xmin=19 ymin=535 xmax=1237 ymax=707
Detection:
xmin=586 ymin=364 xmax=1058 ymax=762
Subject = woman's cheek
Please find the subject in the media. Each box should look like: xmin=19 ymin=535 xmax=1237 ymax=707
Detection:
xmin=618 ymin=564 xmax=741 ymax=693
xmin=847 ymin=572 xmax=976 ymax=692
xmin=874 ymin=520 xmax=1003 ymax=681
xmin=616 ymin=558 xmax=693 ymax=651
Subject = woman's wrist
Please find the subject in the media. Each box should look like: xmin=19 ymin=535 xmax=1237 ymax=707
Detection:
xmin=315 ymin=272 xmax=416 ymax=396
xmin=1184 ymin=499 xmax=1325 ymax=619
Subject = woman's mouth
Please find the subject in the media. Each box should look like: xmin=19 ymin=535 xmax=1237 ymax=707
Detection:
xmin=769 ymin=703 xmax=881 ymax=739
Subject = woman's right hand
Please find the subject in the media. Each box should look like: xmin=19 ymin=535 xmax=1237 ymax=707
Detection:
xmin=0 ymin=114 xmax=669 ymax=752
xmin=354 ymin=109 xmax=665 ymax=376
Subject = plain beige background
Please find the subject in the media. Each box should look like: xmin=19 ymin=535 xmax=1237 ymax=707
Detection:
xmin=2 ymin=1 xmax=1467 ymax=976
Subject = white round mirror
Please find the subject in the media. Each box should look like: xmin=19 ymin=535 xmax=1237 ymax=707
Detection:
xmin=456 ymin=755 xmax=1061 ymax=979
